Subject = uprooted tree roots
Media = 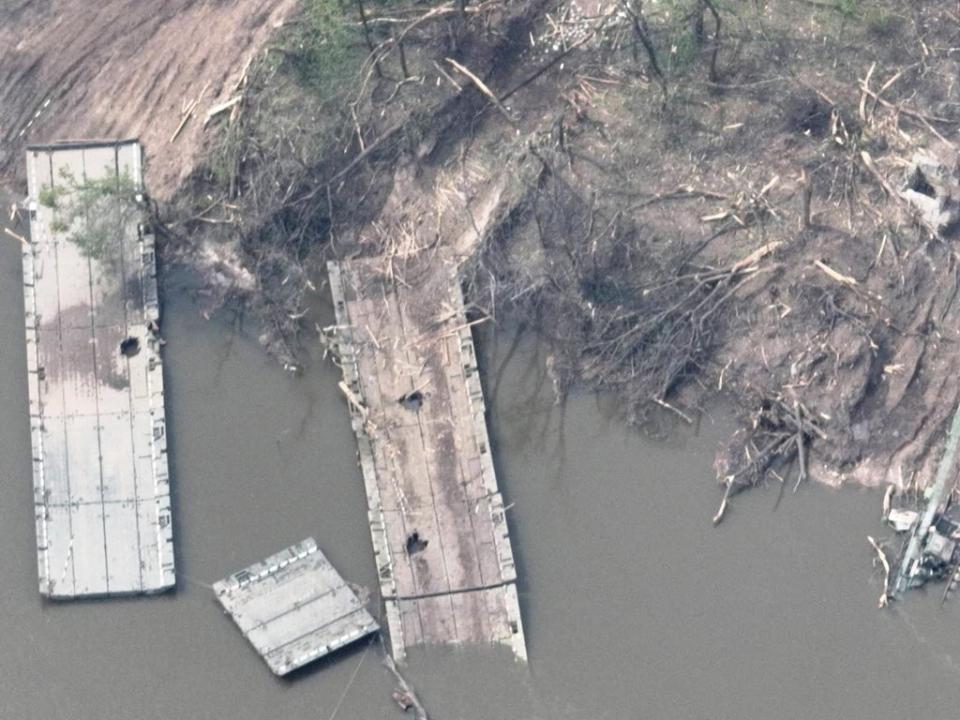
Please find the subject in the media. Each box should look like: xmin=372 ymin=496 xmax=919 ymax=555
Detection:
xmin=464 ymin=146 xmax=785 ymax=421
xmin=712 ymin=393 xmax=827 ymax=523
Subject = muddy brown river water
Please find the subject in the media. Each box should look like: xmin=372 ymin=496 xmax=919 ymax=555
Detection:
xmin=4 ymin=230 xmax=960 ymax=719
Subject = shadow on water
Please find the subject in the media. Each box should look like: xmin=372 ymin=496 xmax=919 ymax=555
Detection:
xmin=488 ymin=320 xmax=525 ymax=409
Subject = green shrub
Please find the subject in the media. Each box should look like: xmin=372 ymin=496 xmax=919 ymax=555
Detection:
xmin=50 ymin=167 xmax=139 ymax=262
xmin=286 ymin=0 xmax=364 ymax=96
xmin=38 ymin=185 xmax=61 ymax=209
xmin=865 ymin=10 xmax=899 ymax=38
xmin=836 ymin=0 xmax=860 ymax=19
xmin=666 ymin=29 xmax=699 ymax=73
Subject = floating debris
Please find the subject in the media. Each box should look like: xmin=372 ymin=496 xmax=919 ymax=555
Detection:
xmin=887 ymin=400 xmax=960 ymax=599
xmin=885 ymin=507 xmax=918 ymax=534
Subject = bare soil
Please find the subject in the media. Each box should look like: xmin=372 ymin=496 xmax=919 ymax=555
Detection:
xmin=0 ymin=0 xmax=296 ymax=198
xmin=304 ymin=0 xmax=960 ymax=503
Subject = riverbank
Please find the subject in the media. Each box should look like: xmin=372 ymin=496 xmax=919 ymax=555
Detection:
xmin=148 ymin=0 xmax=960 ymax=502
xmin=6 ymin=0 xmax=960 ymax=714
xmin=6 ymin=2 xmax=960 ymax=497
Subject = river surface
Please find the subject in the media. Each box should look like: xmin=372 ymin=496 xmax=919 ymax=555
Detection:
xmin=4 ymin=229 xmax=960 ymax=719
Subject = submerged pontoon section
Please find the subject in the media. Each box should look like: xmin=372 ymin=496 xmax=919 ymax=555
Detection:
xmin=23 ymin=140 xmax=174 ymax=598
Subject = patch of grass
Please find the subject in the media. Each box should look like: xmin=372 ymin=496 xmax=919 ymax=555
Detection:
xmin=285 ymin=0 xmax=365 ymax=97
xmin=51 ymin=166 xmax=139 ymax=262
xmin=865 ymin=9 xmax=899 ymax=39
xmin=836 ymin=0 xmax=860 ymax=19
xmin=38 ymin=185 xmax=61 ymax=209
xmin=666 ymin=29 xmax=699 ymax=74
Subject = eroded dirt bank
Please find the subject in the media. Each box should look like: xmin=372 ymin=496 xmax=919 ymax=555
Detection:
xmin=170 ymin=0 xmax=960 ymax=502
xmin=222 ymin=0 xmax=960 ymax=503
xmin=6 ymin=0 xmax=960 ymax=505
xmin=0 ymin=0 xmax=296 ymax=197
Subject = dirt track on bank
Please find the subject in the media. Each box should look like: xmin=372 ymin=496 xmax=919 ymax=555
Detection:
xmin=0 ymin=0 xmax=296 ymax=198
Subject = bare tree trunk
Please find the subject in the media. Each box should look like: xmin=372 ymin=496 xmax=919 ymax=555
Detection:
xmin=693 ymin=8 xmax=704 ymax=46
xmin=620 ymin=0 xmax=667 ymax=104
xmin=356 ymin=0 xmax=382 ymax=77
xmin=800 ymin=169 xmax=813 ymax=229
xmin=701 ymin=0 xmax=721 ymax=82
xmin=397 ymin=38 xmax=410 ymax=78
xmin=453 ymin=0 xmax=468 ymax=52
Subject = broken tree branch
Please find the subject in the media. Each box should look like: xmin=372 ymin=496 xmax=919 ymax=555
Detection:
xmin=203 ymin=96 xmax=242 ymax=128
xmin=3 ymin=227 xmax=28 ymax=245
xmin=867 ymin=535 xmax=891 ymax=608
xmin=619 ymin=0 xmax=667 ymax=104
xmin=445 ymin=58 xmax=513 ymax=122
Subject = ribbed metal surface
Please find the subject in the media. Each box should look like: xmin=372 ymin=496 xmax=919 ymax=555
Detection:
xmin=214 ymin=538 xmax=379 ymax=675
xmin=23 ymin=140 xmax=174 ymax=598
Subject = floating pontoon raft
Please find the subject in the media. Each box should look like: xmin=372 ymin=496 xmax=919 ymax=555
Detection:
xmin=22 ymin=140 xmax=174 ymax=598
xmin=213 ymin=538 xmax=380 ymax=676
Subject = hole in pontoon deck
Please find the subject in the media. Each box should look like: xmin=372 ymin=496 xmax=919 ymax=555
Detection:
xmin=398 ymin=390 xmax=424 ymax=411
xmin=119 ymin=337 xmax=140 ymax=357
xmin=406 ymin=532 xmax=428 ymax=554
